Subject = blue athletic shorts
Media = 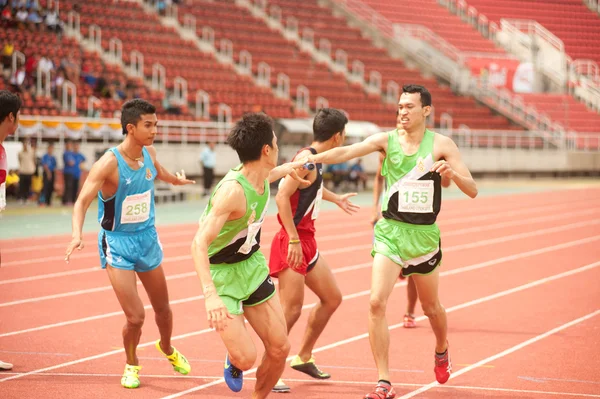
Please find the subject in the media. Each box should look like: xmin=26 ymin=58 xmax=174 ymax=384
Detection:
xmin=98 ymin=226 xmax=164 ymax=272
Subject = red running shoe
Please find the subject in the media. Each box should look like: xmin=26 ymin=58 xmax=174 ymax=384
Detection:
xmin=364 ymin=381 xmax=396 ymax=399
xmin=403 ymin=313 xmax=416 ymax=328
xmin=434 ymin=342 xmax=452 ymax=384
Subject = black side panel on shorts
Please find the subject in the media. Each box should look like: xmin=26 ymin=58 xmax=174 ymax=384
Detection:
xmin=401 ymin=242 xmax=442 ymax=277
xmin=209 ymin=230 xmax=261 ymax=264
xmin=101 ymin=232 xmax=108 ymax=256
xmin=382 ymin=171 xmax=442 ymax=225
xmin=100 ymin=197 xmax=117 ymax=231
xmin=243 ymin=275 xmax=276 ymax=306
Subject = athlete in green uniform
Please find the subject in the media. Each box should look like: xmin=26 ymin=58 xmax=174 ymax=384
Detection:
xmin=308 ymin=85 xmax=478 ymax=399
xmin=191 ymin=113 xmax=309 ymax=399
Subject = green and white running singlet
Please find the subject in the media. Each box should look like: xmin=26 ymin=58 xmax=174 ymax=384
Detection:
xmin=372 ymin=129 xmax=443 ymax=276
xmin=200 ymin=165 xmax=274 ymax=314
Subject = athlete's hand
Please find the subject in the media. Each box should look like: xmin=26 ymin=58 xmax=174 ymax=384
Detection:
xmin=284 ymin=159 xmax=311 ymax=186
xmin=174 ymin=169 xmax=196 ymax=186
xmin=336 ymin=193 xmax=360 ymax=215
xmin=65 ymin=237 xmax=84 ymax=263
xmin=205 ymin=291 xmax=233 ymax=331
xmin=287 ymin=240 xmax=303 ymax=270
xmin=431 ymin=160 xmax=455 ymax=180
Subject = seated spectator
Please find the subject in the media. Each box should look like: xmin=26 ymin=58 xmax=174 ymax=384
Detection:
xmin=348 ymin=159 xmax=368 ymax=191
xmin=6 ymin=169 xmax=19 ymax=198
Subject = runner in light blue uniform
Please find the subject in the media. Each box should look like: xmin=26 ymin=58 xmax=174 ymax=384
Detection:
xmin=97 ymin=146 xmax=162 ymax=272
xmin=65 ymin=99 xmax=195 ymax=389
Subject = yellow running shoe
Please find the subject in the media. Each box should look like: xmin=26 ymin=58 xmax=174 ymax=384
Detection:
xmin=290 ymin=355 xmax=330 ymax=379
xmin=155 ymin=340 xmax=191 ymax=375
xmin=121 ymin=364 xmax=142 ymax=389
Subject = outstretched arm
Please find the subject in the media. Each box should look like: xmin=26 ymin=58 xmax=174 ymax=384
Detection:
xmin=191 ymin=181 xmax=242 ymax=331
xmin=323 ymin=187 xmax=359 ymax=215
xmin=65 ymin=153 xmax=116 ymax=262
xmin=147 ymin=145 xmax=195 ymax=186
xmin=311 ymin=132 xmax=387 ymax=165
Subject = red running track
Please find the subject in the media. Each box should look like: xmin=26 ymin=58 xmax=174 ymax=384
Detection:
xmin=1 ymin=188 xmax=599 ymax=398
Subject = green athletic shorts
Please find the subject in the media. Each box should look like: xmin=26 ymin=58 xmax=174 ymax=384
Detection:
xmin=372 ymin=218 xmax=442 ymax=277
xmin=210 ymin=251 xmax=275 ymax=315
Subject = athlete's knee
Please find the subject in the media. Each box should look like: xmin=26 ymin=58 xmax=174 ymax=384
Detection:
xmin=369 ymin=294 xmax=388 ymax=317
xmin=265 ymin=336 xmax=290 ymax=361
xmin=231 ymin=347 xmax=258 ymax=371
xmin=285 ymin=302 xmax=303 ymax=325
xmin=126 ymin=310 xmax=145 ymax=329
xmin=421 ymin=300 xmax=445 ymax=319
xmin=153 ymin=302 xmax=172 ymax=320
xmin=323 ymin=286 xmax=342 ymax=312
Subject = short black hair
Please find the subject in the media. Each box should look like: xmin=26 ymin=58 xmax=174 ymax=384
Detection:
xmin=227 ymin=113 xmax=274 ymax=163
xmin=121 ymin=99 xmax=156 ymax=135
xmin=0 ymin=90 xmax=22 ymax=123
xmin=313 ymin=108 xmax=348 ymax=142
xmin=402 ymin=84 xmax=432 ymax=107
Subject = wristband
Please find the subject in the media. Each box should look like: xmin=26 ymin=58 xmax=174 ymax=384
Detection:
xmin=289 ymin=239 xmax=301 ymax=245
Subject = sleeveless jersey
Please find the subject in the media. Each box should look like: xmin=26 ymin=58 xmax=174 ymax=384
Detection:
xmin=202 ymin=165 xmax=270 ymax=265
xmin=277 ymin=147 xmax=323 ymax=235
xmin=98 ymin=147 xmax=157 ymax=233
xmin=381 ymin=129 xmax=441 ymax=225
xmin=0 ymin=144 xmax=7 ymax=212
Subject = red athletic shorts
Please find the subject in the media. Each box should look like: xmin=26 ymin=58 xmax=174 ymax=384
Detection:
xmin=269 ymin=229 xmax=319 ymax=277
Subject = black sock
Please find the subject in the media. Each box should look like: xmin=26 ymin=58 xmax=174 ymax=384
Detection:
xmin=435 ymin=349 xmax=448 ymax=357
xmin=378 ymin=379 xmax=391 ymax=386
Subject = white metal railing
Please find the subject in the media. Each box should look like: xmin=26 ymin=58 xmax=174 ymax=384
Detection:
xmin=296 ymin=85 xmax=310 ymax=113
xmin=316 ymin=96 xmax=329 ymax=109
xmin=173 ymin=76 xmax=188 ymax=104
xmin=130 ymin=50 xmax=144 ymax=78
xmin=269 ymin=4 xmax=282 ymax=24
xmin=257 ymin=62 xmax=271 ymax=88
xmin=195 ymin=90 xmax=210 ymax=120
xmin=62 ymin=81 xmax=77 ymax=114
xmin=386 ymin=81 xmax=399 ymax=104
xmin=12 ymin=114 xmax=599 ymax=151
xmin=276 ymin=73 xmax=290 ymax=99
xmin=238 ymin=50 xmax=252 ymax=75
xmin=11 ymin=50 xmax=25 ymax=76
xmin=202 ymin=26 xmax=215 ymax=47
xmin=89 ymin=24 xmax=102 ymax=53
xmin=152 ymin=63 xmax=166 ymax=93
xmin=219 ymin=39 xmax=233 ymax=62
xmin=67 ymin=11 xmax=81 ymax=39
xmin=319 ymin=38 xmax=332 ymax=59
xmin=183 ymin=13 xmax=196 ymax=33
xmin=217 ymin=103 xmax=232 ymax=127
xmin=109 ymin=38 xmax=123 ymax=64
xmin=335 ymin=49 xmax=348 ymax=72
xmin=36 ymin=65 xmax=51 ymax=98
xmin=88 ymin=96 xmax=101 ymax=117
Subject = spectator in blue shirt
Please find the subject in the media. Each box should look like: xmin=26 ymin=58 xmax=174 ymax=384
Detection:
xmin=39 ymin=142 xmax=56 ymax=206
xmin=71 ymin=141 xmax=86 ymax=203
xmin=62 ymin=140 xmax=75 ymax=205
xmin=199 ymin=141 xmax=216 ymax=196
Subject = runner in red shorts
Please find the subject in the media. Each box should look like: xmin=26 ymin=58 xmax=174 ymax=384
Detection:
xmin=269 ymin=108 xmax=359 ymax=393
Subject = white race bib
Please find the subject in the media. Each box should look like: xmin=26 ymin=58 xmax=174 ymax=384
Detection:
xmin=239 ymin=196 xmax=270 ymax=254
xmin=239 ymin=219 xmax=262 ymax=254
xmin=311 ymin=183 xmax=324 ymax=220
xmin=121 ymin=190 xmax=152 ymax=224
xmin=398 ymin=180 xmax=434 ymax=213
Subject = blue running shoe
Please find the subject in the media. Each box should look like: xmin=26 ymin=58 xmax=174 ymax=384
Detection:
xmin=224 ymin=354 xmax=243 ymax=392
